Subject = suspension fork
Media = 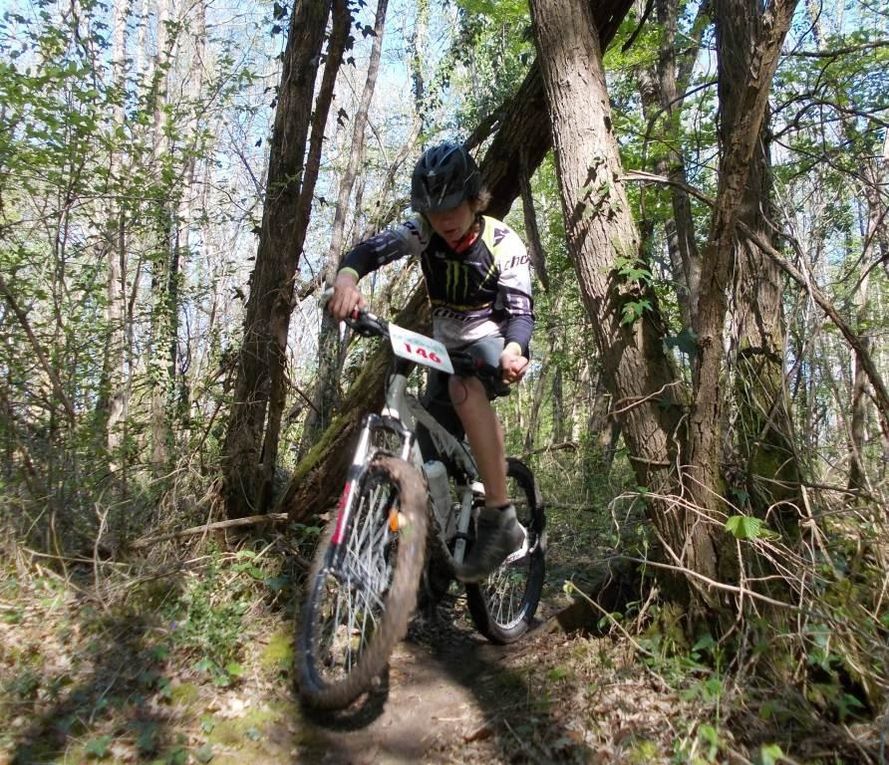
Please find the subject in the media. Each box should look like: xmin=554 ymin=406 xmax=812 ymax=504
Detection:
xmin=329 ymin=411 xmax=416 ymax=567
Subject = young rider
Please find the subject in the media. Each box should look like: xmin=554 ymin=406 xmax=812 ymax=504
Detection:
xmin=327 ymin=141 xmax=534 ymax=582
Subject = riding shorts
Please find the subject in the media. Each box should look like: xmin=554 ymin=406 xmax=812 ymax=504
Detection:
xmin=416 ymin=335 xmax=505 ymax=463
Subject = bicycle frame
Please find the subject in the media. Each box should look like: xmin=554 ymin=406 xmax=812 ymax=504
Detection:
xmin=332 ymin=356 xmax=481 ymax=568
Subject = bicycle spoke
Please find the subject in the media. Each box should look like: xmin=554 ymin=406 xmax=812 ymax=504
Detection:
xmin=307 ymin=473 xmax=400 ymax=685
xmin=467 ymin=461 xmax=545 ymax=642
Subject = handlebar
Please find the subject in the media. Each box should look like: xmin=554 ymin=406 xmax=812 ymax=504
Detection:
xmin=342 ymin=306 xmax=505 ymax=385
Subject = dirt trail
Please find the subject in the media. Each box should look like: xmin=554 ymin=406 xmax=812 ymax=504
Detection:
xmin=294 ymin=601 xmax=569 ymax=764
xmin=300 ymin=638 xmax=500 ymax=763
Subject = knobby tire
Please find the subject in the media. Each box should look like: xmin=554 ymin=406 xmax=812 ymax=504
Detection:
xmin=297 ymin=455 xmax=428 ymax=710
xmin=465 ymin=457 xmax=546 ymax=644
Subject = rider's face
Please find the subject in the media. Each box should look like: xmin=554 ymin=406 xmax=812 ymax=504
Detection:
xmin=425 ymin=201 xmax=475 ymax=247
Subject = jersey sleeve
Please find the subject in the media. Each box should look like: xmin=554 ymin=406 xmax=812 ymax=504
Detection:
xmin=493 ymin=223 xmax=535 ymax=355
xmin=338 ymin=214 xmax=430 ymax=280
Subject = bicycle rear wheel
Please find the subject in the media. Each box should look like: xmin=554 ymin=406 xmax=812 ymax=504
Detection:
xmin=465 ymin=458 xmax=546 ymax=644
xmin=297 ymin=455 xmax=428 ymax=709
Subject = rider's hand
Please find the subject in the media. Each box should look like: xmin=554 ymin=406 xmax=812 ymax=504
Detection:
xmin=328 ymin=270 xmax=366 ymax=321
xmin=500 ymin=342 xmax=529 ymax=385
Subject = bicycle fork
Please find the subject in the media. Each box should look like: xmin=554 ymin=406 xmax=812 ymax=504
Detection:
xmin=329 ymin=413 xmax=416 ymax=568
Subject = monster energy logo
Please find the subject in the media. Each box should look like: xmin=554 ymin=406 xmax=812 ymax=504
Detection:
xmin=445 ymin=260 xmax=471 ymax=302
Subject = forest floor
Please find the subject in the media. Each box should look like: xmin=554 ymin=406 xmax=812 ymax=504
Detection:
xmin=1 ymin=506 xmax=885 ymax=764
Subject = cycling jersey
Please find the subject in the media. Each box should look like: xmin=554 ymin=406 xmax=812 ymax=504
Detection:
xmin=339 ymin=214 xmax=534 ymax=354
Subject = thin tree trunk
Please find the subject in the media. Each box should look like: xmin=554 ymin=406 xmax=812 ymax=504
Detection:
xmin=847 ymin=158 xmax=887 ymax=493
xmin=719 ymin=0 xmax=801 ymax=525
xmin=148 ymin=0 xmax=177 ymax=470
xmin=175 ymin=0 xmax=209 ymax=435
xmin=523 ymin=348 xmax=552 ymax=454
xmin=588 ymin=373 xmax=621 ymax=473
xmin=100 ymin=0 xmax=132 ymax=474
xmin=551 ymin=365 xmax=565 ymax=445
xmin=300 ymin=0 xmax=389 ymax=458
xmin=685 ymin=0 xmax=798 ymax=587
xmin=637 ymin=0 xmax=704 ymax=326
xmin=222 ymin=0 xmax=338 ymax=518
xmin=519 ymin=148 xmax=550 ymax=292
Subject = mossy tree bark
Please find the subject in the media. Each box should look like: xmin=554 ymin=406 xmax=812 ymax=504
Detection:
xmin=280 ymin=287 xmax=431 ymax=520
xmin=717 ymin=0 xmax=802 ymax=530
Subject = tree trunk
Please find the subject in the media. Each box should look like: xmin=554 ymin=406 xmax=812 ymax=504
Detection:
xmin=523 ymin=357 xmax=550 ymax=454
xmin=99 ymin=0 xmax=132 ymax=476
xmin=520 ymin=148 xmax=550 ymax=292
xmin=222 ymin=0 xmax=336 ymax=518
xmin=148 ymin=0 xmax=176 ymax=471
xmin=587 ymin=373 xmax=621 ymax=473
xmin=718 ymin=0 xmax=801 ymax=526
xmin=529 ymin=0 xmax=685 ymax=538
xmin=637 ymin=0 xmax=704 ymax=326
xmin=551 ymin=365 xmax=565 ymax=445
xmin=685 ymin=0 xmax=798 ymax=588
xmin=300 ymin=0 xmax=390 ymax=458
xmin=848 ymin=156 xmax=887 ymax=492
xmin=175 ymin=0 xmax=209 ymax=438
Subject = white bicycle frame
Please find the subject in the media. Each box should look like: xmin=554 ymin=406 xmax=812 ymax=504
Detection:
xmin=329 ymin=311 xmax=531 ymax=570
xmin=335 ymin=361 xmax=481 ymax=566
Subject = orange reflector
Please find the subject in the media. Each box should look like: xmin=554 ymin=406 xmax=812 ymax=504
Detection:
xmin=389 ymin=509 xmax=399 ymax=532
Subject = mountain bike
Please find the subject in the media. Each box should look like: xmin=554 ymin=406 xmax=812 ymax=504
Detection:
xmin=296 ymin=308 xmax=546 ymax=710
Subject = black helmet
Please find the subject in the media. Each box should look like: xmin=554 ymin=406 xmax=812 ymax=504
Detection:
xmin=411 ymin=142 xmax=481 ymax=213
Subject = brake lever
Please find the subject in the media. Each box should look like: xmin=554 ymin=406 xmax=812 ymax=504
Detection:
xmin=345 ymin=308 xmax=388 ymax=338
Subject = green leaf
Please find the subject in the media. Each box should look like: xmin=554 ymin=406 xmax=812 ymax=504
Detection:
xmin=136 ymin=722 xmax=158 ymax=754
xmin=691 ymin=633 xmax=715 ymax=653
xmin=756 ymin=743 xmax=785 ymax=765
xmin=194 ymin=658 xmax=216 ymax=673
xmin=620 ymin=299 xmax=651 ymax=325
xmin=225 ymin=662 xmax=244 ymax=677
xmin=85 ymin=735 xmax=112 ymax=759
xmin=698 ymin=723 xmax=719 ymax=752
xmin=194 ymin=743 xmax=214 ymax=763
xmin=264 ymin=575 xmax=289 ymax=592
xmin=725 ymin=515 xmax=763 ymax=540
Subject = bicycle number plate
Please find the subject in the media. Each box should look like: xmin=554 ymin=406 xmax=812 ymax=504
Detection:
xmin=388 ymin=323 xmax=454 ymax=374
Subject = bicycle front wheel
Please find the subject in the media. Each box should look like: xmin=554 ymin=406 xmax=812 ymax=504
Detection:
xmin=465 ymin=458 xmax=546 ymax=644
xmin=297 ymin=455 xmax=428 ymax=710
